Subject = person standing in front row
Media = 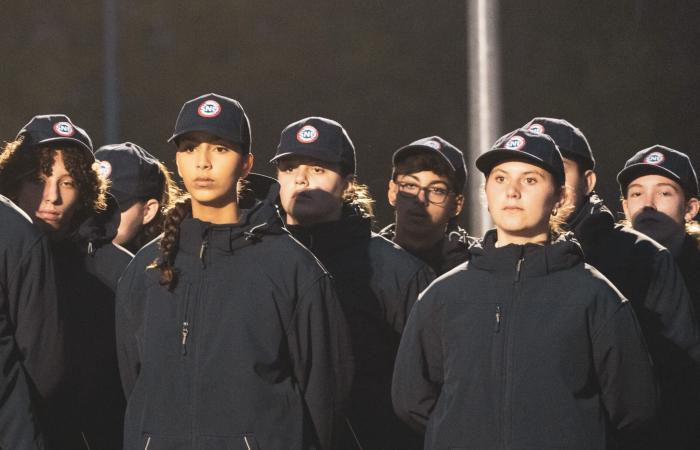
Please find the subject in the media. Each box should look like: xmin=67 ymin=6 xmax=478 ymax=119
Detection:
xmin=393 ymin=129 xmax=656 ymax=450
xmin=116 ymin=94 xmax=352 ymax=450
xmin=617 ymin=145 xmax=700 ymax=449
xmin=271 ymin=116 xmax=434 ymax=449
xmin=0 ymin=114 xmax=132 ymax=450
xmin=380 ymin=136 xmax=475 ymax=276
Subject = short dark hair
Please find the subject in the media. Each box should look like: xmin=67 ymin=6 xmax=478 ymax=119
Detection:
xmin=392 ymin=151 xmax=460 ymax=192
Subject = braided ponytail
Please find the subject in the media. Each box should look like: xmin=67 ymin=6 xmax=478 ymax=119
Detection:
xmin=149 ymin=195 xmax=191 ymax=289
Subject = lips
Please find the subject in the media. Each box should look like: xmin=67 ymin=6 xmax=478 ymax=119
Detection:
xmin=193 ymin=178 xmax=215 ymax=188
xmin=36 ymin=210 xmax=61 ymax=222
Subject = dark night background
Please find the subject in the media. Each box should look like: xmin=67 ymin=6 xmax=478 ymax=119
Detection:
xmin=1 ymin=1 xmax=698 ymax=232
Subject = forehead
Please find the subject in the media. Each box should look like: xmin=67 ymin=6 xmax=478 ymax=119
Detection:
xmin=177 ymin=131 xmax=238 ymax=149
xmin=490 ymin=160 xmax=548 ymax=177
xmin=627 ymin=173 xmax=681 ymax=190
xmin=396 ymin=170 xmax=450 ymax=185
xmin=276 ymin=155 xmax=340 ymax=170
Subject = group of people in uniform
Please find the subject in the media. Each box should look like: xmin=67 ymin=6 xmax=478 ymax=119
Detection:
xmin=0 ymin=92 xmax=698 ymax=450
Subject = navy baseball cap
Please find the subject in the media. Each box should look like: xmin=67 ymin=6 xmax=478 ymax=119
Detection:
xmin=95 ymin=142 xmax=165 ymax=212
xmin=392 ymin=136 xmax=468 ymax=192
xmin=17 ymin=114 xmax=94 ymax=159
xmin=476 ymin=129 xmax=565 ymax=185
xmin=522 ymin=117 xmax=595 ymax=170
xmin=617 ymin=145 xmax=699 ymax=198
xmin=270 ymin=117 xmax=356 ymax=174
xmin=169 ymin=93 xmax=251 ymax=154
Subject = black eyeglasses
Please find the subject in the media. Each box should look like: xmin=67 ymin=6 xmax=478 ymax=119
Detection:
xmin=396 ymin=181 xmax=452 ymax=205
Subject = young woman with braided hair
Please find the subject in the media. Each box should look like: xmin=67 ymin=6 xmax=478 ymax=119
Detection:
xmin=115 ymin=93 xmax=352 ymax=450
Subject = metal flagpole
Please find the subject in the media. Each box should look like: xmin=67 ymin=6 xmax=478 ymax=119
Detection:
xmin=103 ymin=0 xmax=119 ymax=143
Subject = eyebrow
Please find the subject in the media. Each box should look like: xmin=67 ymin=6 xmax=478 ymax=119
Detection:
xmin=628 ymin=182 xmax=679 ymax=191
xmin=397 ymin=175 xmax=449 ymax=186
xmin=491 ymin=168 xmax=545 ymax=177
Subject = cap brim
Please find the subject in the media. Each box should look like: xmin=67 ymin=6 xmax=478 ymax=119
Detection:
xmin=476 ymin=149 xmax=563 ymax=183
xmin=617 ymin=163 xmax=685 ymax=194
xmin=168 ymin=126 xmax=247 ymax=151
xmin=392 ymin=145 xmax=457 ymax=172
xmin=30 ymin=137 xmax=94 ymax=160
xmin=269 ymin=147 xmax=343 ymax=165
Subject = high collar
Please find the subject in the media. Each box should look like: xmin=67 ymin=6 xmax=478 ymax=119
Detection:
xmin=469 ymin=229 xmax=583 ymax=279
xmin=177 ymin=199 xmax=285 ymax=258
xmin=62 ymin=193 xmax=121 ymax=255
xmin=286 ymin=207 xmax=371 ymax=255
xmin=565 ymin=193 xmax=615 ymax=240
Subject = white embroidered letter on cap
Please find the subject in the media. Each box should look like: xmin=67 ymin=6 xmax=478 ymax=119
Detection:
xmin=53 ymin=122 xmax=75 ymax=137
xmin=528 ymin=124 xmax=545 ymax=134
xmin=197 ymin=100 xmax=222 ymax=118
xmin=644 ymin=151 xmax=665 ymax=165
xmin=506 ymin=136 xmax=526 ymax=151
xmin=424 ymin=140 xmax=442 ymax=150
xmin=296 ymin=125 xmax=319 ymax=144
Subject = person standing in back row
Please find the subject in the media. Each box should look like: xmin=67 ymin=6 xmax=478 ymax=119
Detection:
xmin=617 ymin=145 xmax=700 ymax=449
xmin=116 ymin=94 xmax=352 ymax=449
xmin=271 ymin=116 xmax=435 ymax=449
xmin=522 ymin=117 xmax=700 ymax=449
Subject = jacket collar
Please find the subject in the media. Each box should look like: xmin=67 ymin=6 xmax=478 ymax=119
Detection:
xmin=286 ymin=205 xmax=371 ymax=255
xmin=565 ymin=193 xmax=615 ymax=241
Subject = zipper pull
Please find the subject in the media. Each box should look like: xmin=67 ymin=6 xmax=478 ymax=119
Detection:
xmin=181 ymin=321 xmax=190 ymax=355
xmin=144 ymin=434 xmax=151 ymax=450
xmin=515 ymin=256 xmax=524 ymax=282
xmin=495 ymin=304 xmax=502 ymax=333
xmin=199 ymin=240 xmax=208 ymax=268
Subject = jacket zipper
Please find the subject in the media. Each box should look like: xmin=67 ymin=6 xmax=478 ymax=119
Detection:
xmin=494 ymin=304 xmax=502 ymax=333
xmin=181 ymin=285 xmax=192 ymax=356
xmin=143 ymin=434 xmax=151 ymax=450
xmin=244 ymin=435 xmax=252 ymax=450
xmin=181 ymin=321 xmax=190 ymax=355
xmin=199 ymin=239 xmax=208 ymax=268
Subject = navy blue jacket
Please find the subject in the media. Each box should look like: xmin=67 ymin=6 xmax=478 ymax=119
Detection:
xmin=393 ymin=231 xmax=657 ymax=450
xmin=0 ymin=195 xmax=64 ymax=450
xmin=287 ymin=207 xmax=434 ymax=450
xmin=46 ymin=196 xmax=133 ymax=450
xmin=116 ymin=199 xmax=352 ymax=450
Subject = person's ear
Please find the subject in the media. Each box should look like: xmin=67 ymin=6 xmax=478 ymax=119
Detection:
xmin=342 ymin=174 xmax=355 ymax=195
xmin=685 ymin=197 xmax=700 ymax=222
xmin=453 ymin=194 xmax=465 ymax=217
xmin=387 ymin=180 xmax=398 ymax=206
xmin=241 ymin=153 xmax=254 ymax=178
xmin=584 ymin=170 xmax=597 ymax=195
xmin=622 ymin=197 xmax=631 ymax=221
xmin=142 ymin=199 xmax=160 ymax=225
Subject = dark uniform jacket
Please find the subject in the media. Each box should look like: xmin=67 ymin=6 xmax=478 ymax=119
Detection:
xmin=46 ymin=196 xmax=133 ymax=450
xmin=287 ymin=207 xmax=435 ymax=450
xmin=567 ymin=194 xmax=700 ymax=448
xmin=392 ymin=230 xmax=657 ymax=450
xmin=379 ymin=222 xmax=475 ymax=276
xmin=0 ymin=196 xmax=63 ymax=450
xmin=116 ymin=198 xmax=353 ymax=450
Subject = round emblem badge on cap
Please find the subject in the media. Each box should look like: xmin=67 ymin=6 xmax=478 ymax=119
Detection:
xmin=197 ymin=100 xmax=222 ymax=118
xmin=296 ymin=125 xmax=319 ymax=144
xmin=97 ymin=160 xmax=112 ymax=179
xmin=53 ymin=121 xmax=75 ymax=137
xmin=506 ymin=135 xmax=526 ymax=151
xmin=527 ymin=124 xmax=545 ymax=134
xmin=424 ymin=140 xmax=442 ymax=150
xmin=643 ymin=152 xmax=665 ymax=165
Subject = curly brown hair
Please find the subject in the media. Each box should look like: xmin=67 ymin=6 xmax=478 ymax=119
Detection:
xmin=0 ymin=138 xmax=107 ymax=230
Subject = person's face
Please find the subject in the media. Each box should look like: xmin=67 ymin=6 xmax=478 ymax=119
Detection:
xmin=485 ymin=160 xmax=561 ymax=244
xmin=622 ymin=174 xmax=696 ymax=243
xmin=114 ymin=200 xmax=146 ymax=246
xmin=561 ymin=157 xmax=596 ymax=219
xmin=175 ymin=131 xmax=253 ymax=208
xmin=276 ymin=156 xmax=351 ymax=225
xmin=388 ymin=171 xmax=464 ymax=236
xmin=16 ymin=150 xmax=80 ymax=235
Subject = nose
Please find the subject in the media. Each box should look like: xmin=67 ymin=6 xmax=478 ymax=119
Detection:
xmin=294 ymin=167 xmax=308 ymax=186
xmin=505 ymin=181 xmax=520 ymax=198
xmin=195 ymin=146 xmax=212 ymax=169
xmin=416 ymin=188 xmax=430 ymax=205
xmin=642 ymin=192 xmax=656 ymax=210
xmin=42 ymin=179 xmax=60 ymax=204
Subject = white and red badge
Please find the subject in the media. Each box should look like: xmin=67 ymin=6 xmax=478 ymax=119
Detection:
xmin=644 ymin=151 xmax=665 ymax=165
xmin=296 ymin=125 xmax=319 ymax=144
xmin=53 ymin=121 xmax=75 ymax=137
xmin=96 ymin=160 xmax=112 ymax=179
xmin=424 ymin=140 xmax=442 ymax=150
xmin=527 ymin=123 xmax=545 ymax=134
xmin=197 ymin=100 xmax=222 ymax=118
xmin=506 ymin=135 xmax=526 ymax=151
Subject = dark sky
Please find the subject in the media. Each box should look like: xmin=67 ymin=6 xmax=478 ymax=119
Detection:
xmin=1 ymin=1 xmax=698 ymax=230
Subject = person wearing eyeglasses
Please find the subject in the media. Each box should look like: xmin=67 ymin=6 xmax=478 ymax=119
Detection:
xmin=381 ymin=136 xmax=475 ymax=275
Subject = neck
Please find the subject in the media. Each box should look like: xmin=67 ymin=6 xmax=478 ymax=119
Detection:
xmin=394 ymin=222 xmax=446 ymax=253
xmin=191 ymin=200 xmax=240 ymax=224
xmin=495 ymin=229 xmax=549 ymax=247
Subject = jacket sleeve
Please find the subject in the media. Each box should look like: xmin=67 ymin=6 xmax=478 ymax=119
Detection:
xmin=115 ymin=258 xmax=146 ymax=397
xmin=592 ymin=295 xmax=657 ymax=433
xmin=646 ymin=248 xmax=700 ymax=362
xmin=386 ymin=264 xmax=436 ymax=334
xmin=287 ymin=274 xmax=353 ymax=450
xmin=391 ymin=287 xmax=443 ymax=433
xmin=10 ymin=233 xmax=64 ymax=403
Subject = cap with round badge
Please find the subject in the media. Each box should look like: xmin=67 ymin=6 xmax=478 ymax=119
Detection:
xmin=270 ymin=117 xmax=356 ymax=174
xmin=17 ymin=114 xmax=94 ymax=160
xmin=392 ymin=136 xmax=468 ymax=192
xmin=617 ymin=145 xmax=698 ymax=197
xmin=522 ymin=117 xmax=595 ymax=171
xmin=476 ymin=129 xmax=565 ymax=186
xmin=169 ymin=93 xmax=252 ymax=154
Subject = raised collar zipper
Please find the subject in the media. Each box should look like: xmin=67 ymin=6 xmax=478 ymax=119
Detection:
xmin=199 ymin=239 xmax=208 ymax=268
